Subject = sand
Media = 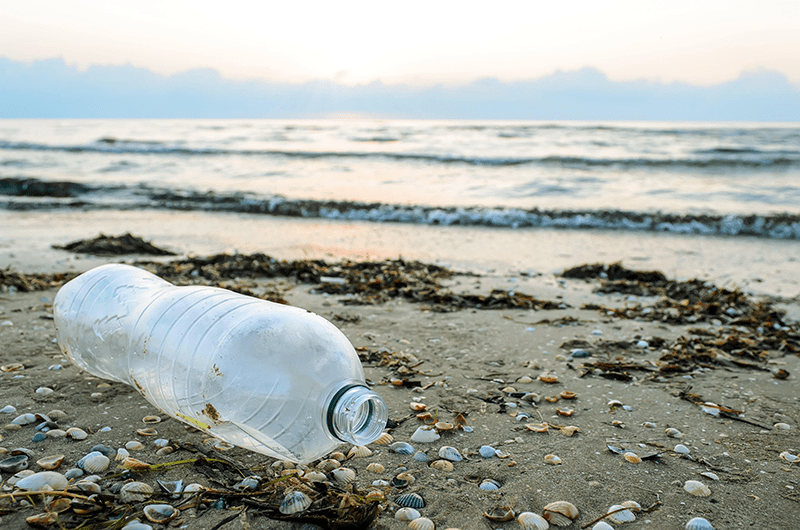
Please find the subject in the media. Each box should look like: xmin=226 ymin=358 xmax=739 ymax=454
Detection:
xmin=0 ymin=252 xmax=798 ymax=530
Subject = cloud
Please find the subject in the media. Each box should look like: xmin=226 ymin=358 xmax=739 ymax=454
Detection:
xmin=1 ymin=57 xmax=798 ymax=120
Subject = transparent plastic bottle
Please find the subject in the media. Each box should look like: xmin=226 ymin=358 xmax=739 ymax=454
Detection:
xmin=53 ymin=264 xmax=387 ymax=463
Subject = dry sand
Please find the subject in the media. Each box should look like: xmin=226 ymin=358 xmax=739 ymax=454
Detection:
xmin=0 ymin=253 xmax=798 ymax=530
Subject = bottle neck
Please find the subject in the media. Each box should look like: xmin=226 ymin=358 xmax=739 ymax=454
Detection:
xmin=327 ymin=385 xmax=388 ymax=445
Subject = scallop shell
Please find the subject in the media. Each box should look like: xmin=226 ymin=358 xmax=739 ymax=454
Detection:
xmin=115 ymin=448 xmax=130 ymax=461
xmin=395 ymin=492 xmax=425 ymax=508
xmin=36 ymin=454 xmax=65 ymax=470
xmin=623 ymin=452 xmax=642 ymax=464
xmin=316 ymin=458 xmax=341 ymax=472
xmin=81 ymin=453 xmax=110 ymax=473
xmin=144 ymin=503 xmax=179 ymax=523
xmin=65 ymin=427 xmax=88 ymax=440
xmin=395 ymin=507 xmax=421 ymax=521
xmin=606 ymin=505 xmax=636 ymax=524
xmin=408 ymin=517 xmax=435 ymax=530
xmin=543 ymin=454 xmax=562 ymax=465
xmin=683 ymin=480 xmax=711 ymax=497
xmin=430 ymin=459 xmax=454 ymax=472
xmin=347 ymin=445 xmax=372 ymax=459
xmin=119 ymin=481 xmax=154 ymax=503
xmin=373 ymin=432 xmax=394 ymax=445
xmin=157 ymin=447 xmax=175 ymax=457
xmin=15 ymin=471 xmax=68 ymax=491
xmin=280 ymin=490 xmax=312 ymax=514
xmin=517 ymin=511 xmax=550 ymax=530
xmin=366 ymin=462 xmax=385 ymax=473
xmin=390 ymin=442 xmax=416 ymax=455
xmin=685 ymin=516 xmax=715 ymax=530
xmin=331 ymin=467 xmax=356 ymax=485
xmin=438 ymin=446 xmax=463 ymax=462
xmin=411 ymin=426 xmax=440 ymax=443
xmin=479 ymin=478 xmax=501 ymax=491
xmin=543 ymin=501 xmax=579 ymax=526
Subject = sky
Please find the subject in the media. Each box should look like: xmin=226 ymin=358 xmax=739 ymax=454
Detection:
xmin=1 ymin=0 xmax=799 ymax=88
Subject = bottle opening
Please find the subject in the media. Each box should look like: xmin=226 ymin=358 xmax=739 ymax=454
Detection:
xmin=327 ymin=385 xmax=388 ymax=445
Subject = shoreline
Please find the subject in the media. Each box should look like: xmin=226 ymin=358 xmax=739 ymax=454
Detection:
xmin=1 ymin=241 xmax=799 ymax=529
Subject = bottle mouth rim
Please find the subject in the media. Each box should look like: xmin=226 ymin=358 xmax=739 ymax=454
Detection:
xmin=327 ymin=384 xmax=388 ymax=445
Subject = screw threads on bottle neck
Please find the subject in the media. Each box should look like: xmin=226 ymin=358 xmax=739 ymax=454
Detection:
xmin=327 ymin=385 xmax=388 ymax=445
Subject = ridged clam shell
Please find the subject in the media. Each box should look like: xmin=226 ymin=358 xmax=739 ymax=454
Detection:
xmin=373 ymin=432 xmax=394 ymax=445
xmin=430 ymin=459 xmax=454 ymax=472
xmin=685 ymin=516 xmax=715 ymax=530
xmin=119 ymin=481 xmax=154 ymax=503
xmin=65 ymin=427 xmax=87 ymax=440
xmin=390 ymin=442 xmax=415 ymax=455
xmin=684 ymin=480 xmax=711 ymax=497
xmin=395 ymin=507 xmax=421 ymax=521
xmin=144 ymin=503 xmax=179 ymax=523
xmin=15 ymin=471 xmax=68 ymax=491
xmin=329 ymin=451 xmax=347 ymax=461
xmin=331 ymin=467 xmax=356 ymax=485
xmin=543 ymin=501 xmax=579 ymax=526
xmin=81 ymin=454 xmax=110 ymax=473
xmin=606 ymin=505 xmax=636 ymax=524
xmin=36 ymin=455 xmax=65 ymax=470
xmin=411 ymin=426 xmax=440 ymax=443
xmin=395 ymin=492 xmax=425 ymax=508
xmin=408 ymin=517 xmax=434 ymax=530
xmin=347 ymin=445 xmax=373 ymax=459
xmin=517 ymin=511 xmax=550 ymax=530
xmin=316 ymin=458 xmax=341 ymax=472
xmin=366 ymin=462 xmax=385 ymax=474
xmin=438 ymin=446 xmax=462 ymax=462
xmin=279 ymin=490 xmax=312 ymax=514
xmin=479 ymin=478 xmax=501 ymax=491
xmin=115 ymin=448 xmax=130 ymax=461
xmin=543 ymin=454 xmax=562 ymax=465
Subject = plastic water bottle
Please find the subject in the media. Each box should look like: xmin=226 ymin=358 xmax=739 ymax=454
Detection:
xmin=53 ymin=264 xmax=387 ymax=464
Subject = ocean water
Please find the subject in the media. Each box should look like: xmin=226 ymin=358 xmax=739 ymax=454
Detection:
xmin=1 ymin=119 xmax=799 ymax=297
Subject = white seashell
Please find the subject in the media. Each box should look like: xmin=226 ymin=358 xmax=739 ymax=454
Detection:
xmin=331 ymin=467 xmax=356 ymax=485
xmin=316 ymin=458 xmax=341 ymax=472
xmin=780 ymin=451 xmax=799 ymax=463
xmin=119 ymin=481 xmax=154 ymax=503
xmin=701 ymin=404 xmax=720 ymax=416
xmin=665 ymin=427 xmax=683 ymax=438
xmin=408 ymin=516 xmax=434 ymax=530
xmin=479 ymin=478 xmax=500 ymax=491
xmin=592 ymin=523 xmax=614 ymax=530
xmin=438 ymin=446 xmax=462 ymax=462
xmin=684 ymin=480 xmax=711 ymax=497
xmin=479 ymin=445 xmax=498 ymax=458
xmin=543 ymin=454 xmax=562 ymax=465
xmin=66 ymin=427 xmax=88 ymax=440
xmin=517 ymin=511 xmax=550 ymax=530
xmin=674 ymin=444 xmax=690 ymax=454
xmin=73 ymin=480 xmax=102 ymax=493
xmin=116 ymin=448 xmax=130 ymax=461
xmin=46 ymin=429 xmax=67 ymax=438
xmin=413 ymin=451 xmax=429 ymax=462
xmin=699 ymin=471 xmax=719 ymax=480
xmin=685 ymin=516 xmax=715 ymax=530
xmin=125 ymin=441 xmax=145 ymax=451
xmin=184 ymin=483 xmax=205 ymax=494
xmin=395 ymin=507 xmax=421 ymax=521
xmin=143 ymin=504 xmax=178 ymax=523
xmin=0 ymin=405 xmax=17 ymax=414
xmin=774 ymin=422 xmax=791 ymax=430
xmin=621 ymin=500 xmax=641 ymax=511
xmin=15 ymin=471 xmax=68 ymax=491
xmin=122 ymin=522 xmax=154 ymax=530
xmin=606 ymin=505 xmax=636 ymax=524
xmin=430 ymin=459 xmax=454 ymax=472
xmin=279 ymin=490 xmax=312 ymax=514
xmin=82 ymin=454 xmax=110 ymax=473
xmin=542 ymin=501 xmax=579 ymax=526
xmin=372 ymin=432 xmax=394 ymax=445
xmin=372 ymin=479 xmax=390 ymax=487
xmin=347 ymin=445 xmax=372 ymax=459
xmin=642 ymin=422 xmax=657 ymax=428
xmin=36 ymin=455 xmax=65 ymax=470
xmin=411 ymin=426 xmax=440 ymax=443
xmin=329 ymin=451 xmax=347 ymax=461
xmin=36 ymin=387 xmax=54 ymax=395
xmin=304 ymin=471 xmax=327 ymax=482
xmin=390 ymin=442 xmax=415 ymax=454
xmin=11 ymin=413 xmax=36 ymax=425
xmin=153 ymin=438 xmax=170 ymax=449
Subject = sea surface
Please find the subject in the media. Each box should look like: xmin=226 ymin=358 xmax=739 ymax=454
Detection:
xmin=1 ymin=119 xmax=799 ymax=297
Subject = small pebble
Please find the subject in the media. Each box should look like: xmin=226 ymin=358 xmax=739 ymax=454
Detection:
xmin=32 ymin=432 xmax=47 ymax=443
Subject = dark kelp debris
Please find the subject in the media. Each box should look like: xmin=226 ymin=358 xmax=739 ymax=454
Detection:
xmin=0 ymin=269 xmax=75 ymax=293
xmin=54 ymin=233 xmax=176 ymax=256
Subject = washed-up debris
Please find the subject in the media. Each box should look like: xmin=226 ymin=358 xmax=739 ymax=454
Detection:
xmin=0 ymin=269 xmax=75 ymax=292
xmin=53 ymin=233 xmax=177 ymax=256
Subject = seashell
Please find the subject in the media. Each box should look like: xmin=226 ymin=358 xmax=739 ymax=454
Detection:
xmin=1 ymin=423 xmax=22 ymax=431
xmin=430 ymin=459 xmax=454 ymax=472
xmin=479 ymin=478 xmax=501 ymax=491
xmin=317 ymin=459 xmax=341 ymax=472
xmin=125 ymin=440 xmax=144 ymax=451
xmin=81 ymin=453 xmax=110 ymax=473
xmin=434 ymin=421 xmax=455 ymax=431
xmin=47 ymin=409 xmax=67 ymax=420
xmin=560 ymin=391 xmax=577 ymax=399
xmin=347 ymin=445 xmax=372 ymax=459
xmin=115 ymin=448 xmax=130 ymax=461
xmin=543 ymin=454 xmax=562 ymax=465
xmin=592 ymin=523 xmax=615 ymax=530
xmin=233 ymin=476 xmax=260 ymax=491
xmin=556 ymin=408 xmax=574 ymax=417
xmin=157 ymin=479 xmax=183 ymax=497
xmin=153 ymin=438 xmax=170 ymax=449
xmin=65 ymin=427 xmax=88 ymax=440
xmin=373 ymin=432 xmax=394 ymax=445
xmin=414 ymin=451 xmax=429 ymax=462
xmin=46 ymin=497 xmax=72 ymax=513
xmin=329 ymin=451 xmax=347 ymax=461
xmin=408 ymin=517 xmax=435 ymax=530
xmin=623 ymin=452 xmax=642 ymax=464
xmin=0 ymin=454 xmax=29 ymax=472
xmin=392 ymin=472 xmax=415 ymax=487
xmin=136 ymin=428 xmax=158 ymax=436
xmin=142 ymin=415 xmax=161 ymax=424
xmin=538 ymin=373 xmax=558 ymax=383
xmin=665 ymin=428 xmax=683 ymax=438
xmin=701 ymin=403 xmax=720 ymax=416
xmin=674 ymin=444 xmax=690 ymax=454
xmin=331 ymin=467 xmax=356 ymax=485
xmin=119 ymin=481 xmax=154 ymax=503
xmin=774 ymin=422 xmax=791 ymax=430
xmin=780 ymin=451 xmax=799 ymax=463
xmin=390 ymin=442 xmax=416 ymax=455
xmin=606 ymin=505 xmax=636 ymax=524
xmin=64 ymin=468 xmax=83 ymax=480
xmin=526 ymin=423 xmax=549 ymax=433
xmin=0 ymin=405 xmax=16 ymax=414
xmin=545 ymin=396 xmax=559 ymax=403
xmin=366 ymin=462 xmax=385 ymax=473
xmin=365 ymin=489 xmax=385 ymax=501
xmin=479 ymin=445 xmax=498 ymax=458
xmin=438 ymin=446 xmax=462 ymax=462
xmin=409 ymin=402 xmax=427 ymax=411
xmin=502 ymin=386 xmax=517 ymax=394
xmin=279 ymin=490 xmax=312 ymax=514
xmin=15 ymin=471 xmax=68 ymax=491
xmin=395 ymin=507 xmax=421 ymax=521
xmin=685 ymin=516 xmax=715 ymax=530
xmin=184 ymin=483 xmax=205 ymax=494
xmin=144 ymin=503 xmax=179 ymax=523
xmin=156 ymin=447 xmax=174 ymax=457
xmin=560 ymin=426 xmax=580 ymax=437
xmin=281 ymin=468 xmax=304 ymax=478
xmin=36 ymin=387 xmax=54 ymax=395
xmin=621 ymin=500 xmax=641 ymax=511
xmin=517 ymin=511 xmax=550 ymax=530
xmin=395 ymin=492 xmax=425 ymax=508
xmin=46 ymin=429 xmax=67 ymax=438
xmin=304 ymin=471 xmax=328 ymax=482
xmin=683 ymin=480 xmax=711 ymax=497
xmin=484 ymin=506 xmax=516 ymax=521
xmin=36 ymin=454 xmax=65 ymax=470
xmin=608 ymin=399 xmax=624 ymax=407
xmin=373 ymin=479 xmax=390 ymax=487
xmin=72 ymin=480 xmax=102 ymax=493
xmin=411 ymin=426 xmax=440 ymax=443
xmin=517 ymin=375 xmax=534 ymax=384
xmin=522 ymin=393 xmax=541 ymax=403
xmin=642 ymin=422 xmax=657 ymax=428
xmin=699 ymin=472 xmax=719 ymax=481
xmin=543 ymin=501 xmax=579 ymax=526
xmin=417 ymin=412 xmax=435 ymax=423
xmin=12 ymin=413 xmax=37 ymax=426
xmin=121 ymin=457 xmax=151 ymax=470
xmin=118 ymin=523 xmax=151 ymax=530
xmin=26 ymin=513 xmax=59 ymax=526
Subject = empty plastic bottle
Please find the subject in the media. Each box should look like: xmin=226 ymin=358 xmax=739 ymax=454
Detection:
xmin=53 ymin=264 xmax=387 ymax=463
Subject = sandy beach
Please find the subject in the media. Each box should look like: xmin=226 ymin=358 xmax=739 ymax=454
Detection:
xmin=1 ymin=238 xmax=798 ymax=530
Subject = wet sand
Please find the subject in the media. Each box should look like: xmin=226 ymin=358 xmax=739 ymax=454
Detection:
xmin=0 ymin=250 xmax=799 ymax=530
